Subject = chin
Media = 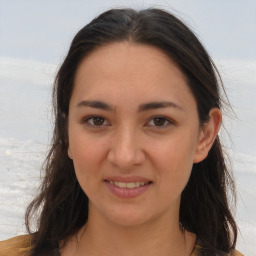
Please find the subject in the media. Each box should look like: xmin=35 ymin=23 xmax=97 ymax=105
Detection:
xmin=106 ymin=207 xmax=151 ymax=228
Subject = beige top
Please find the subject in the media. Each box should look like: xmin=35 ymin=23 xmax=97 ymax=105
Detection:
xmin=0 ymin=234 xmax=244 ymax=256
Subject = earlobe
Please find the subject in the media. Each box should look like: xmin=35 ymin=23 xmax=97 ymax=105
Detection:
xmin=193 ymin=108 xmax=222 ymax=163
xmin=68 ymin=146 xmax=73 ymax=159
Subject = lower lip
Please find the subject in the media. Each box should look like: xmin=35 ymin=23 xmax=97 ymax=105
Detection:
xmin=104 ymin=181 xmax=152 ymax=199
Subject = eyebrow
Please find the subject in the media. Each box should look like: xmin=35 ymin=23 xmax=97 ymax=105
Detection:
xmin=77 ymin=100 xmax=114 ymax=111
xmin=76 ymin=100 xmax=184 ymax=112
xmin=138 ymin=101 xmax=184 ymax=112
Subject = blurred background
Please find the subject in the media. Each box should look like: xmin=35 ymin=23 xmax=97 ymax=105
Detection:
xmin=0 ymin=0 xmax=255 ymax=254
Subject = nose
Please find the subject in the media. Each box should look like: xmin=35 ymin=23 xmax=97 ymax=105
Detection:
xmin=107 ymin=126 xmax=146 ymax=171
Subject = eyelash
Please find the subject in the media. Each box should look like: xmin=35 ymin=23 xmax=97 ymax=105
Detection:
xmin=82 ymin=116 xmax=109 ymax=127
xmin=146 ymin=116 xmax=173 ymax=128
xmin=82 ymin=115 xmax=173 ymax=129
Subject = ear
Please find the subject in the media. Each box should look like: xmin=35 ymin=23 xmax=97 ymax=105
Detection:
xmin=193 ymin=108 xmax=222 ymax=163
xmin=68 ymin=145 xmax=73 ymax=159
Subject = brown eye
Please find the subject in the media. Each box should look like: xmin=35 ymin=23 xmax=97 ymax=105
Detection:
xmin=92 ymin=117 xmax=105 ymax=126
xmin=85 ymin=116 xmax=108 ymax=127
xmin=147 ymin=116 xmax=172 ymax=128
xmin=153 ymin=117 xmax=166 ymax=126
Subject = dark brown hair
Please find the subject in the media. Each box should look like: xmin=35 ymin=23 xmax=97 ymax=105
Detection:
xmin=25 ymin=8 xmax=237 ymax=255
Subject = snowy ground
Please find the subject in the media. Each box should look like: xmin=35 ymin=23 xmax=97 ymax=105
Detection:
xmin=0 ymin=57 xmax=255 ymax=255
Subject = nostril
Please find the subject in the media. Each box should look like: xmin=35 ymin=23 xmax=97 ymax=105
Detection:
xmin=107 ymin=147 xmax=146 ymax=169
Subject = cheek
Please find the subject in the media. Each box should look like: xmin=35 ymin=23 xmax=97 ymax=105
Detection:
xmin=151 ymin=133 xmax=197 ymax=192
xmin=68 ymin=132 xmax=108 ymax=192
xmin=69 ymin=127 xmax=109 ymax=168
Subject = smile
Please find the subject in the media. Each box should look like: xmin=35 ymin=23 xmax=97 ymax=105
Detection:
xmin=108 ymin=181 xmax=151 ymax=189
xmin=104 ymin=179 xmax=153 ymax=199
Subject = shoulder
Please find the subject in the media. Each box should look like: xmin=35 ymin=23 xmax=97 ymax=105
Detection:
xmin=192 ymin=239 xmax=244 ymax=256
xmin=0 ymin=234 xmax=32 ymax=256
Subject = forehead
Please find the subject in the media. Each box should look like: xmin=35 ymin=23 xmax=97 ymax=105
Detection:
xmin=75 ymin=41 xmax=187 ymax=85
xmin=71 ymin=42 xmax=196 ymax=110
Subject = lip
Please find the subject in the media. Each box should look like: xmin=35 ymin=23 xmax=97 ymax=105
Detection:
xmin=104 ymin=175 xmax=152 ymax=183
xmin=104 ymin=180 xmax=152 ymax=199
xmin=103 ymin=176 xmax=153 ymax=199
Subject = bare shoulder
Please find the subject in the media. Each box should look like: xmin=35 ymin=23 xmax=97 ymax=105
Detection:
xmin=0 ymin=234 xmax=32 ymax=256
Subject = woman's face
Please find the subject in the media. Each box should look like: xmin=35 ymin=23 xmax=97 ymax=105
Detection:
xmin=68 ymin=42 xmax=205 ymax=227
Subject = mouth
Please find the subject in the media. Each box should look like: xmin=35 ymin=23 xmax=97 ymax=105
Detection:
xmin=104 ymin=178 xmax=153 ymax=198
xmin=105 ymin=180 xmax=153 ymax=189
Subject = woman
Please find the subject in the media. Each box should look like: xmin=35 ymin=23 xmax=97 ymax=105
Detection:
xmin=0 ymin=8 xmax=243 ymax=256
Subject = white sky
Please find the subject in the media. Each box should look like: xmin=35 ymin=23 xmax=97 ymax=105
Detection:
xmin=0 ymin=0 xmax=255 ymax=155
xmin=0 ymin=0 xmax=256 ymax=63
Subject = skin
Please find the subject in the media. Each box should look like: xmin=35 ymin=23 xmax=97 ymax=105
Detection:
xmin=63 ymin=42 xmax=222 ymax=256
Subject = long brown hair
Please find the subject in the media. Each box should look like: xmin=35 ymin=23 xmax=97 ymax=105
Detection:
xmin=25 ymin=8 xmax=237 ymax=255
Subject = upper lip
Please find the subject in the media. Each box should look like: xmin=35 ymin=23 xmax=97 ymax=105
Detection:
xmin=104 ymin=176 xmax=153 ymax=183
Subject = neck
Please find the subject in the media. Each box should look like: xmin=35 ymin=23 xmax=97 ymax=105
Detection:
xmin=73 ymin=207 xmax=195 ymax=256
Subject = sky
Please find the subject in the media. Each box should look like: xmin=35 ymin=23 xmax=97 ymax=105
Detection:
xmin=1 ymin=0 xmax=255 ymax=156
xmin=0 ymin=0 xmax=256 ymax=63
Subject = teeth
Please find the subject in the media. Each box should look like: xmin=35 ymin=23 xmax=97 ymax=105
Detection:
xmin=109 ymin=181 xmax=149 ymax=188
